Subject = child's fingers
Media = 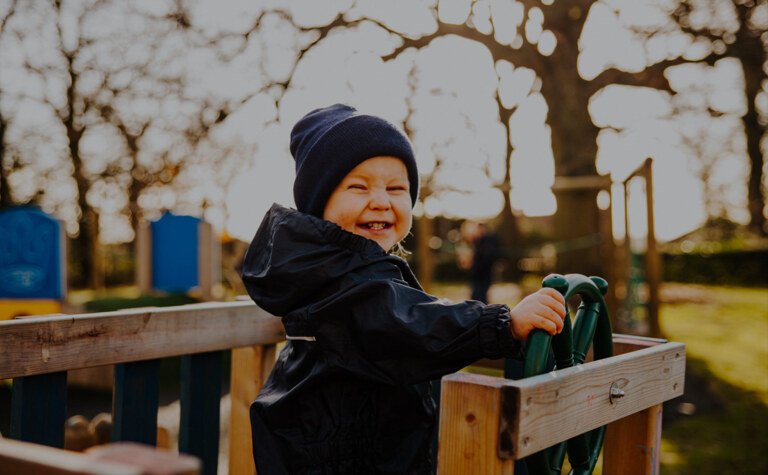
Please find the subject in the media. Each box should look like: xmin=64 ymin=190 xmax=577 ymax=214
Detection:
xmin=540 ymin=295 xmax=566 ymax=318
xmin=534 ymin=305 xmax=564 ymax=333
xmin=535 ymin=316 xmax=559 ymax=335
xmin=539 ymin=287 xmax=566 ymax=304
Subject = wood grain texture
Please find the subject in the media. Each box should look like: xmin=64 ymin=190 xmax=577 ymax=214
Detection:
xmin=505 ymin=342 xmax=685 ymax=458
xmin=0 ymin=301 xmax=283 ymax=378
xmin=603 ymin=404 xmax=663 ymax=475
xmin=0 ymin=438 xmax=201 ymax=475
xmin=437 ymin=373 xmax=514 ymax=475
xmin=602 ymin=333 xmax=667 ymax=474
xmin=229 ymin=344 xmax=278 ymax=475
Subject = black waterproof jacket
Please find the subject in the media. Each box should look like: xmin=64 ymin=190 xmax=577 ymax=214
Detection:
xmin=241 ymin=204 xmax=522 ymax=475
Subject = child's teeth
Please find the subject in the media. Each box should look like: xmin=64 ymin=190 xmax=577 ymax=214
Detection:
xmin=368 ymin=223 xmax=385 ymax=229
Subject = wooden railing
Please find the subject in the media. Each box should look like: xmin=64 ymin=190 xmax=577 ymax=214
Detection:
xmin=0 ymin=301 xmax=284 ymax=475
xmin=438 ymin=335 xmax=686 ymax=474
xmin=1 ymin=303 xmax=685 ymax=475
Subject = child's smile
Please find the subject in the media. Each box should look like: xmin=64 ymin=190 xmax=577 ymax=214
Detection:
xmin=323 ymin=156 xmax=413 ymax=251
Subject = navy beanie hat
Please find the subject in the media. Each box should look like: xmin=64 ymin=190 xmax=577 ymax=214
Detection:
xmin=290 ymin=104 xmax=419 ymax=218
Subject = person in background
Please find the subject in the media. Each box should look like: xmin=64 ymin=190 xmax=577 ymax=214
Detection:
xmin=461 ymin=221 xmax=501 ymax=303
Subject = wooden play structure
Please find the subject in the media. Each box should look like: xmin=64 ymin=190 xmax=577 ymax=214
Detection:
xmin=0 ymin=274 xmax=685 ymax=474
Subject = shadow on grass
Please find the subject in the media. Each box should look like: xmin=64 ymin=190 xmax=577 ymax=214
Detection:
xmin=661 ymin=356 xmax=768 ymax=474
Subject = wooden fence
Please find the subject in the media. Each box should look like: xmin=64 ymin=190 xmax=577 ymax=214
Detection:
xmin=0 ymin=301 xmax=283 ymax=475
xmin=1 ymin=302 xmax=685 ymax=474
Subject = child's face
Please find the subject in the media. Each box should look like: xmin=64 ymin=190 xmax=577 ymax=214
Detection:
xmin=323 ymin=156 xmax=413 ymax=251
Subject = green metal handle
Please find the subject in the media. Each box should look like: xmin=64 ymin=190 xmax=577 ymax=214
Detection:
xmin=522 ymin=273 xmax=614 ymax=475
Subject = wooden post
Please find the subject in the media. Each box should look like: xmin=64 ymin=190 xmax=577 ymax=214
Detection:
xmin=602 ymin=334 xmax=667 ymax=474
xmin=198 ymin=221 xmax=219 ymax=301
xmin=416 ymin=215 xmax=433 ymax=293
xmin=179 ymin=351 xmax=223 ymax=475
xmin=113 ymin=360 xmax=161 ymax=446
xmin=437 ymin=374 xmax=514 ymax=475
xmin=10 ymin=372 xmax=68 ymax=448
xmin=228 ymin=344 xmax=277 ymax=475
xmin=643 ymin=158 xmax=661 ymax=338
xmin=136 ymin=221 xmax=152 ymax=295
xmin=603 ymin=405 xmax=663 ymax=475
xmin=439 ymin=339 xmax=684 ymax=474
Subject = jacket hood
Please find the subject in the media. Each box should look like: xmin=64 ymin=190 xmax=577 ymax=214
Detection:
xmin=240 ymin=203 xmax=409 ymax=316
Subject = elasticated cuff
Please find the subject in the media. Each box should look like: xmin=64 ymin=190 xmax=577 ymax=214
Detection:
xmin=477 ymin=304 xmax=523 ymax=359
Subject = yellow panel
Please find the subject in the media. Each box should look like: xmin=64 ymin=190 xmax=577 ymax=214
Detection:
xmin=0 ymin=300 xmax=62 ymax=320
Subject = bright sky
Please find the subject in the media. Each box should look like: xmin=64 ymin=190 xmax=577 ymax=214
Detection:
xmin=0 ymin=0 xmax=755 ymax=245
xmin=217 ymin=0 xmax=751 ymax=244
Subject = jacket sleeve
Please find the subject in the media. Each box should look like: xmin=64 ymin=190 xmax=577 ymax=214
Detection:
xmin=308 ymin=278 xmax=523 ymax=385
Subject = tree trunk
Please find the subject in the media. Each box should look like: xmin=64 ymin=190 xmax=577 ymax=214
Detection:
xmin=415 ymin=214 xmax=433 ymax=293
xmin=0 ymin=116 xmax=11 ymax=209
xmin=739 ymin=48 xmax=766 ymax=236
xmin=541 ymin=26 xmax=604 ymax=277
xmin=497 ymin=100 xmax=522 ymax=279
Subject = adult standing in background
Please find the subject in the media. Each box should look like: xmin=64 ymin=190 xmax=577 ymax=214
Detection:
xmin=461 ymin=221 xmax=501 ymax=303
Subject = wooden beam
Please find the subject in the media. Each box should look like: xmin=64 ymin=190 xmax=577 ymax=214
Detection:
xmin=437 ymin=373 xmax=515 ymax=475
xmin=179 ymin=351 xmax=223 ymax=475
xmin=113 ymin=360 xmax=160 ymax=446
xmin=10 ymin=372 xmax=67 ymax=448
xmin=228 ymin=344 xmax=277 ymax=475
xmin=603 ymin=404 xmax=663 ymax=475
xmin=0 ymin=301 xmax=283 ymax=379
xmin=439 ymin=340 xmax=685 ymax=466
xmin=501 ymin=342 xmax=685 ymax=459
xmin=0 ymin=439 xmax=201 ymax=475
xmin=552 ymin=175 xmax=612 ymax=192
xmin=602 ymin=332 xmax=666 ymax=474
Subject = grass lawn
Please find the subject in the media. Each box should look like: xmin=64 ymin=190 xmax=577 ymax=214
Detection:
xmin=658 ymin=284 xmax=768 ymax=474
xmin=431 ymin=281 xmax=768 ymax=474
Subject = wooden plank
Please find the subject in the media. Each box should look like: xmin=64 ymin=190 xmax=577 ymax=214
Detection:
xmin=113 ymin=360 xmax=160 ymax=446
xmin=197 ymin=221 xmax=213 ymax=301
xmin=603 ymin=404 xmax=663 ymax=475
xmin=603 ymin=331 xmax=666 ymax=473
xmin=437 ymin=373 xmax=514 ymax=475
xmin=87 ymin=442 xmax=201 ymax=475
xmin=136 ymin=221 xmax=152 ymax=294
xmin=0 ymin=438 xmax=141 ymax=475
xmin=0 ymin=301 xmax=284 ymax=378
xmin=612 ymin=334 xmax=667 ymax=356
xmin=10 ymin=372 xmax=67 ymax=448
xmin=552 ymin=175 xmax=611 ymax=192
xmin=502 ymin=342 xmax=685 ymax=459
xmin=229 ymin=344 xmax=277 ymax=475
xmin=179 ymin=351 xmax=223 ymax=475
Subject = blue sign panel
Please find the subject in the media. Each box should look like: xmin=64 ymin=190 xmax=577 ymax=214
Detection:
xmin=151 ymin=213 xmax=199 ymax=293
xmin=0 ymin=207 xmax=64 ymax=299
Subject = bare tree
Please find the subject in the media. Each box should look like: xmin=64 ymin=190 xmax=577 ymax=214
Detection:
xmin=0 ymin=0 xmax=18 ymax=209
xmin=637 ymin=0 xmax=767 ymax=234
xmin=198 ymin=0 xmax=704 ymax=276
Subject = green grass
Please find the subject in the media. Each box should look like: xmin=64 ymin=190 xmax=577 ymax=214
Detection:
xmin=659 ymin=285 xmax=768 ymax=474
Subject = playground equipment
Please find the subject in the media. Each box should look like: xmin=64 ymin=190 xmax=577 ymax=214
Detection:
xmin=0 ymin=207 xmax=67 ymax=320
xmin=0 ymin=275 xmax=685 ymax=475
xmin=620 ymin=158 xmax=661 ymax=337
xmin=520 ymin=273 xmax=613 ymax=474
xmin=136 ymin=212 xmax=221 ymax=301
xmin=439 ymin=277 xmax=684 ymax=475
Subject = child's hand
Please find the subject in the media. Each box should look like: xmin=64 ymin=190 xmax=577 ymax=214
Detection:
xmin=509 ymin=288 xmax=566 ymax=341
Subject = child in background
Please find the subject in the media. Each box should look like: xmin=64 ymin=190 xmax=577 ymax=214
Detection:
xmin=241 ymin=104 xmax=565 ymax=474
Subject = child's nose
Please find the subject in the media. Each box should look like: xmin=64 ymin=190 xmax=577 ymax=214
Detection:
xmin=369 ymin=189 xmax=391 ymax=209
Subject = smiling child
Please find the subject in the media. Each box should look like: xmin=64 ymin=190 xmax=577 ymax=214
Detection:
xmin=241 ymin=104 xmax=565 ymax=474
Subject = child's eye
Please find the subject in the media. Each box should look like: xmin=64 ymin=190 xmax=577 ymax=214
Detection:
xmin=387 ymin=186 xmax=407 ymax=192
xmin=348 ymin=184 xmax=366 ymax=190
